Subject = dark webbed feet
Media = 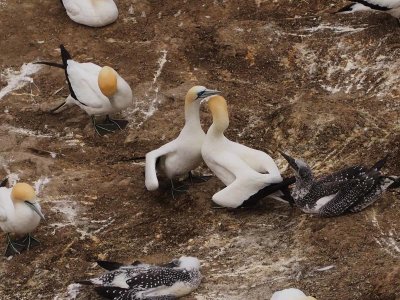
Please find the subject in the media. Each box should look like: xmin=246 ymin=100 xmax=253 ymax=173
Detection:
xmin=22 ymin=234 xmax=41 ymax=251
xmin=188 ymin=171 xmax=213 ymax=184
xmin=4 ymin=234 xmax=25 ymax=257
xmin=170 ymin=180 xmax=189 ymax=200
xmin=92 ymin=115 xmax=129 ymax=136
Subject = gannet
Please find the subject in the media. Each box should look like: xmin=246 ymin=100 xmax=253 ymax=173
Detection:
xmin=78 ymin=256 xmax=202 ymax=299
xmin=201 ymin=95 xmax=283 ymax=208
xmin=0 ymin=183 xmax=45 ymax=256
xmin=337 ymin=0 xmax=400 ymax=21
xmin=61 ymin=0 xmax=119 ymax=27
xmin=145 ymin=86 xmax=221 ymax=194
xmin=281 ymin=152 xmax=400 ymax=217
xmin=271 ymin=288 xmax=316 ymax=300
xmin=36 ymin=45 xmax=133 ymax=135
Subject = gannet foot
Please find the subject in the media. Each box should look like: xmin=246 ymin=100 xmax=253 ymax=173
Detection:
xmin=4 ymin=234 xmax=25 ymax=257
xmin=91 ymin=116 xmax=118 ymax=136
xmin=188 ymin=172 xmax=213 ymax=184
xmin=105 ymin=116 xmax=129 ymax=130
xmin=170 ymin=180 xmax=189 ymax=200
xmin=22 ymin=234 xmax=41 ymax=251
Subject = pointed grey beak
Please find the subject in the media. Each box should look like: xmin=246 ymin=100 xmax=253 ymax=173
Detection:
xmin=25 ymin=201 xmax=45 ymax=220
xmin=280 ymin=152 xmax=298 ymax=170
xmin=198 ymin=89 xmax=221 ymax=100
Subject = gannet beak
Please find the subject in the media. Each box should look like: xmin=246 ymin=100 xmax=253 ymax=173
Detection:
xmin=199 ymin=89 xmax=221 ymax=102
xmin=280 ymin=151 xmax=298 ymax=170
xmin=25 ymin=201 xmax=45 ymax=220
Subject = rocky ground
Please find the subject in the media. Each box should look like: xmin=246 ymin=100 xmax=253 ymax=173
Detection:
xmin=0 ymin=0 xmax=399 ymax=299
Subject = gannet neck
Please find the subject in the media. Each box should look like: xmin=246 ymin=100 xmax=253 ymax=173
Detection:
xmin=184 ymin=100 xmax=201 ymax=126
xmin=208 ymin=96 xmax=229 ymax=135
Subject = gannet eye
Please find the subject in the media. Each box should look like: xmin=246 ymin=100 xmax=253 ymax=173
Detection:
xmin=196 ymin=90 xmax=206 ymax=99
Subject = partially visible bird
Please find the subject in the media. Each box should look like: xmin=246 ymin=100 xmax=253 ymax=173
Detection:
xmin=145 ymin=86 xmax=221 ymax=196
xmin=60 ymin=0 xmax=119 ymax=27
xmin=271 ymin=288 xmax=316 ymax=300
xmin=0 ymin=182 xmax=45 ymax=256
xmin=337 ymin=0 xmax=400 ymax=22
xmin=78 ymin=256 xmax=202 ymax=300
xmin=281 ymin=152 xmax=400 ymax=217
xmin=201 ymin=95 xmax=283 ymax=208
xmin=36 ymin=44 xmax=133 ymax=135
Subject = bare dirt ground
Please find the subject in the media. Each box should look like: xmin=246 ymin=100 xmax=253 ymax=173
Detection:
xmin=0 ymin=0 xmax=399 ymax=299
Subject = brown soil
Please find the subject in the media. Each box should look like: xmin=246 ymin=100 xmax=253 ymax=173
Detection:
xmin=0 ymin=0 xmax=399 ymax=299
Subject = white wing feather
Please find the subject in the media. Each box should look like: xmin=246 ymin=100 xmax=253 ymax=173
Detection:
xmin=67 ymin=61 xmax=107 ymax=108
xmin=145 ymin=142 xmax=177 ymax=191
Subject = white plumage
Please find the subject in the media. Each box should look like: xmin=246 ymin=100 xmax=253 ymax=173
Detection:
xmin=271 ymin=288 xmax=316 ymax=300
xmin=61 ymin=0 xmax=118 ymax=27
xmin=145 ymin=86 xmax=221 ymax=191
xmin=201 ymin=96 xmax=283 ymax=208
xmin=338 ymin=0 xmax=400 ymax=19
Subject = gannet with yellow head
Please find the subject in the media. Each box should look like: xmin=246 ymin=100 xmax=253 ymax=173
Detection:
xmin=61 ymin=0 xmax=119 ymax=27
xmin=36 ymin=45 xmax=133 ymax=135
xmin=145 ymin=86 xmax=221 ymax=194
xmin=0 ymin=182 xmax=45 ymax=256
xmin=201 ymin=95 xmax=283 ymax=208
xmin=271 ymin=288 xmax=316 ymax=300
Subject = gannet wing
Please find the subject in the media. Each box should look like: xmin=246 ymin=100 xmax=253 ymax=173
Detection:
xmin=145 ymin=142 xmax=177 ymax=191
xmin=210 ymin=152 xmax=273 ymax=208
xmin=61 ymin=0 xmax=82 ymax=17
xmin=319 ymin=176 xmax=375 ymax=217
xmin=353 ymin=0 xmax=400 ymax=9
xmin=66 ymin=61 xmax=105 ymax=108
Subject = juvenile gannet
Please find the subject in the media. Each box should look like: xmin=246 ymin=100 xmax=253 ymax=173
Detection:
xmin=145 ymin=86 xmax=221 ymax=194
xmin=337 ymin=0 xmax=400 ymax=21
xmin=281 ymin=152 xmax=400 ymax=217
xmin=36 ymin=45 xmax=133 ymax=135
xmin=271 ymin=288 xmax=316 ymax=300
xmin=61 ymin=0 xmax=119 ymax=27
xmin=201 ymin=95 xmax=283 ymax=208
xmin=0 ymin=183 xmax=45 ymax=256
xmin=78 ymin=256 xmax=202 ymax=299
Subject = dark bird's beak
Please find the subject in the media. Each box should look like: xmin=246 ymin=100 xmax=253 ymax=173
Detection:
xmin=199 ymin=89 xmax=221 ymax=100
xmin=25 ymin=201 xmax=45 ymax=220
xmin=280 ymin=152 xmax=298 ymax=170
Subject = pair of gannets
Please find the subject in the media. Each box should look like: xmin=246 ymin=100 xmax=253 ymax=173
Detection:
xmin=145 ymin=88 xmax=283 ymax=208
xmin=0 ymin=180 xmax=44 ymax=256
xmin=61 ymin=0 xmax=118 ymax=27
xmin=78 ymin=256 xmax=201 ymax=299
xmin=281 ymin=153 xmax=400 ymax=217
xmin=337 ymin=0 xmax=400 ymax=21
xmin=37 ymin=45 xmax=133 ymax=135
xmin=271 ymin=288 xmax=316 ymax=300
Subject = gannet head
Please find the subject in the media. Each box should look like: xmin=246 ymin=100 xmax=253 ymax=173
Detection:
xmin=185 ymin=86 xmax=221 ymax=105
xmin=11 ymin=183 xmax=45 ymax=220
xmin=177 ymin=256 xmax=201 ymax=270
xmin=98 ymin=66 xmax=118 ymax=97
xmin=280 ymin=152 xmax=313 ymax=183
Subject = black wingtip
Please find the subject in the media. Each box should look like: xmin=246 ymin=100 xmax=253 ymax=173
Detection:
xmin=34 ymin=61 xmax=65 ymax=69
xmin=336 ymin=3 xmax=355 ymax=13
xmin=0 ymin=177 xmax=8 ymax=188
xmin=60 ymin=44 xmax=72 ymax=67
xmin=371 ymin=154 xmax=389 ymax=172
xmin=75 ymin=280 xmax=93 ymax=285
xmin=97 ymin=260 xmax=124 ymax=271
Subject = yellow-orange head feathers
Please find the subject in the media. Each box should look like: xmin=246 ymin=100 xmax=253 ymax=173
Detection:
xmin=11 ymin=183 xmax=36 ymax=202
xmin=98 ymin=66 xmax=118 ymax=97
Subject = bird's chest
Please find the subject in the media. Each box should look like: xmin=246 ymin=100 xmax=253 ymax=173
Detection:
xmin=9 ymin=203 xmax=40 ymax=234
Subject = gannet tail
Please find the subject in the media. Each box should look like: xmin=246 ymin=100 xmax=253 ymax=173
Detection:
xmin=97 ymin=260 xmax=124 ymax=271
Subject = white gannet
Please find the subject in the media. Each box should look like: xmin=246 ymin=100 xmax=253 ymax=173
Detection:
xmin=145 ymin=86 xmax=221 ymax=194
xmin=36 ymin=44 xmax=133 ymax=135
xmin=281 ymin=152 xmax=400 ymax=217
xmin=201 ymin=95 xmax=283 ymax=208
xmin=337 ymin=0 xmax=400 ymax=21
xmin=0 ymin=182 xmax=45 ymax=256
xmin=60 ymin=0 xmax=119 ymax=27
xmin=78 ymin=256 xmax=202 ymax=299
xmin=271 ymin=288 xmax=316 ymax=300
